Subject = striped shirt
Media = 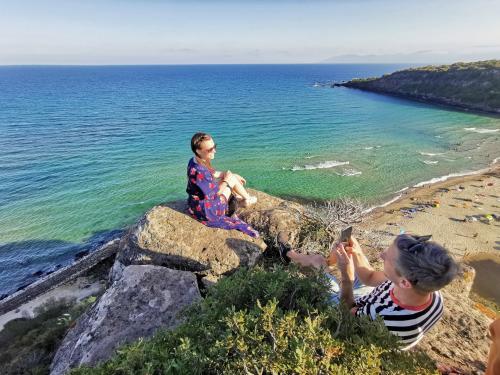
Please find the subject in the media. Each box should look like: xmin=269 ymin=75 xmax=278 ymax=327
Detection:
xmin=355 ymin=280 xmax=443 ymax=350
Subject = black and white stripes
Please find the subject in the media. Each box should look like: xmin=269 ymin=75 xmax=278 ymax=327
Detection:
xmin=355 ymin=280 xmax=443 ymax=350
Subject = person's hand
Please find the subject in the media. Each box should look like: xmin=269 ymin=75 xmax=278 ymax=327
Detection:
xmin=234 ymin=174 xmax=246 ymax=185
xmin=334 ymin=243 xmax=355 ymax=282
xmin=223 ymin=170 xmax=233 ymax=181
xmin=346 ymin=235 xmax=363 ymax=255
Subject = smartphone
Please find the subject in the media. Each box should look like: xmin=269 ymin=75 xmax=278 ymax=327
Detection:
xmin=339 ymin=226 xmax=353 ymax=243
xmin=327 ymin=226 xmax=353 ymax=266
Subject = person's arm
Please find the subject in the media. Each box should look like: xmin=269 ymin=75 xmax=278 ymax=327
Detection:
xmin=217 ymin=171 xmax=233 ymax=195
xmin=348 ymin=236 xmax=387 ymax=287
xmin=189 ymin=166 xmax=218 ymax=200
xmin=333 ymin=243 xmax=356 ymax=308
xmin=213 ymin=170 xmax=223 ymax=179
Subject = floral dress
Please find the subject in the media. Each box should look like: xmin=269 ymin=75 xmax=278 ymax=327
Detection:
xmin=186 ymin=158 xmax=259 ymax=238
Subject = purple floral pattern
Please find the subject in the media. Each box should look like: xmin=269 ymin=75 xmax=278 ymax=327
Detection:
xmin=186 ymin=158 xmax=259 ymax=238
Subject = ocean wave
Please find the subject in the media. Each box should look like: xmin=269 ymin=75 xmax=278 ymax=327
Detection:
xmin=366 ymin=160 xmax=497 ymax=214
xmin=290 ymin=160 xmax=349 ymax=171
xmin=335 ymin=168 xmax=362 ymax=176
xmin=464 ymin=127 xmax=500 ymax=134
xmin=364 ymin=194 xmax=403 ymax=214
xmin=304 ymin=155 xmax=320 ymax=159
xmin=421 ymin=160 xmax=439 ymax=165
xmin=413 ymin=169 xmax=488 ymax=187
xmin=363 ymin=147 xmax=373 ymax=150
xmin=394 ymin=186 xmax=409 ymax=194
xmin=419 ymin=152 xmax=445 ymax=156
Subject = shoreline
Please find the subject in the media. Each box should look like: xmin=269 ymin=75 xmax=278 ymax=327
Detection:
xmin=339 ymin=84 xmax=500 ymax=117
xmin=360 ymin=162 xmax=500 ymax=276
xmin=365 ymin=159 xmax=500 ymax=215
xmin=1 ymin=160 xmax=499 ymax=323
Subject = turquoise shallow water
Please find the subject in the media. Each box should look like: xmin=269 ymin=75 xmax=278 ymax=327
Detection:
xmin=1 ymin=64 xmax=499 ymax=296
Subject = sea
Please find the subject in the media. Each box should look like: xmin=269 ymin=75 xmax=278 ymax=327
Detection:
xmin=1 ymin=64 xmax=499 ymax=297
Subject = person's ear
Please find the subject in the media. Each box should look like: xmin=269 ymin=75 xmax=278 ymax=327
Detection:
xmin=398 ymin=278 xmax=413 ymax=289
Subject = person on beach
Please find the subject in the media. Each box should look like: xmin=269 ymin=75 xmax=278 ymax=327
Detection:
xmin=278 ymin=232 xmax=459 ymax=349
xmin=186 ymin=132 xmax=259 ymax=238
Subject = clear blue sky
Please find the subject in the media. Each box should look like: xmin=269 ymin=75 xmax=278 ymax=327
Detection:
xmin=1 ymin=0 xmax=499 ymax=64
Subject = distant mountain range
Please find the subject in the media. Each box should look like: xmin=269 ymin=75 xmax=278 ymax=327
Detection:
xmin=322 ymin=50 xmax=500 ymax=64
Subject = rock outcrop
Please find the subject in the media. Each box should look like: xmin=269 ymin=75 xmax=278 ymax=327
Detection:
xmin=51 ymin=265 xmax=200 ymax=375
xmin=341 ymin=60 xmax=500 ymax=114
xmin=113 ymin=202 xmax=267 ymax=281
xmin=112 ymin=190 xmax=305 ymax=282
xmin=237 ymin=189 xmax=305 ymax=246
xmin=418 ymin=264 xmax=492 ymax=373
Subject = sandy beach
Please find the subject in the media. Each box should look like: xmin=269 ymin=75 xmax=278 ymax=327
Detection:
xmin=359 ymin=163 xmax=500 ymax=308
xmin=362 ymin=165 xmax=499 ymax=258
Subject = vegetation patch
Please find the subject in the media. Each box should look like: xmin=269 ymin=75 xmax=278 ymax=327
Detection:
xmin=0 ymin=296 xmax=97 ymax=375
xmin=71 ymin=266 xmax=437 ymax=374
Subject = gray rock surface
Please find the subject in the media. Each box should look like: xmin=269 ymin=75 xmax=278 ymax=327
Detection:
xmin=237 ymin=189 xmax=305 ymax=247
xmin=115 ymin=200 xmax=267 ymax=280
xmin=50 ymin=265 xmax=200 ymax=375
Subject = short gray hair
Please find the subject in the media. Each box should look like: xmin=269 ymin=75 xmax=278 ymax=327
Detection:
xmin=394 ymin=234 xmax=460 ymax=294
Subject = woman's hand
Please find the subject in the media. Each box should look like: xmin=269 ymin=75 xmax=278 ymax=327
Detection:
xmin=234 ymin=174 xmax=246 ymax=185
xmin=334 ymin=243 xmax=355 ymax=282
xmin=223 ymin=170 xmax=233 ymax=181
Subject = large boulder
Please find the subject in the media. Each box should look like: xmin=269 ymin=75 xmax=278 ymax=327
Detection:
xmin=237 ymin=189 xmax=305 ymax=247
xmin=418 ymin=263 xmax=492 ymax=373
xmin=114 ymin=200 xmax=269 ymax=281
xmin=50 ymin=265 xmax=201 ymax=375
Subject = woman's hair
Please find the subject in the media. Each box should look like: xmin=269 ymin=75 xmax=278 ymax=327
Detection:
xmin=394 ymin=234 xmax=460 ymax=294
xmin=191 ymin=132 xmax=212 ymax=157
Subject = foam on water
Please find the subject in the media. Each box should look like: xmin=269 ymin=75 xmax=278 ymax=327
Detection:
xmin=464 ymin=127 xmax=500 ymax=134
xmin=419 ymin=152 xmax=445 ymax=156
xmin=335 ymin=168 xmax=362 ymax=176
xmin=421 ymin=160 xmax=439 ymax=165
xmin=290 ymin=160 xmax=349 ymax=171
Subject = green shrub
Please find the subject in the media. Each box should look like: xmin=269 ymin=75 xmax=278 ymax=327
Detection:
xmin=0 ymin=296 xmax=96 ymax=375
xmin=71 ymin=266 xmax=437 ymax=375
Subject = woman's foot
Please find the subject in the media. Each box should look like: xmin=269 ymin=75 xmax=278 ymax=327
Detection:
xmin=241 ymin=195 xmax=257 ymax=207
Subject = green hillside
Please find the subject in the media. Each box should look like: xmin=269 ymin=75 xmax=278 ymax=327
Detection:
xmin=342 ymin=60 xmax=500 ymax=114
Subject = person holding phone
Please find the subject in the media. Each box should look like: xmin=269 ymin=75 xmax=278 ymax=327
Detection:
xmin=279 ymin=232 xmax=459 ymax=350
xmin=186 ymin=132 xmax=259 ymax=238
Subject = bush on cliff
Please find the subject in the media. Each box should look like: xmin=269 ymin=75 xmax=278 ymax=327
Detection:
xmin=71 ymin=266 xmax=437 ymax=375
xmin=0 ymin=296 xmax=96 ymax=375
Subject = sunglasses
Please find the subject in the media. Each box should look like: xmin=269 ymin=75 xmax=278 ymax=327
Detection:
xmin=203 ymin=144 xmax=217 ymax=153
xmin=399 ymin=234 xmax=432 ymax=285
xmin=404 ymin=234 xmax=432 ymax=254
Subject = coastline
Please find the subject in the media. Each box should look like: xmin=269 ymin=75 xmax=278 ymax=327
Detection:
xmin=1 ymin=158 xmax=499 ymax=329
xmin=360 ymin=161 xmax=500 ymax=264
xmin=366 ymin=165 xmax=500 ymax=214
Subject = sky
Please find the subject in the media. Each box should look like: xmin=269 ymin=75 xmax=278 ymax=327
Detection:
xmin=1 ymin=0 xmax=500 ymax=65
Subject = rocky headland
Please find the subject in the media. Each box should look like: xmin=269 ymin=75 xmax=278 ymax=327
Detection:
xmin=338 ymin=60 xmax=500 ymax=114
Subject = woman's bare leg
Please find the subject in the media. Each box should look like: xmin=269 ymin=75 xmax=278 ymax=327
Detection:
xmin=287 ymin=250 xmax=328 ymax=271
xmin=225 ymin=174 xmax=252 ymax=200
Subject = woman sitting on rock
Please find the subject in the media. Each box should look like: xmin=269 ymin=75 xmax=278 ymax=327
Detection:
xmin=186 ymin=132 xmax=259 ymax=238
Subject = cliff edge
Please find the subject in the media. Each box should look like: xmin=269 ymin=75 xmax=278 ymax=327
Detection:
xmin=341 ymin=60 xmax=500 ymax=114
